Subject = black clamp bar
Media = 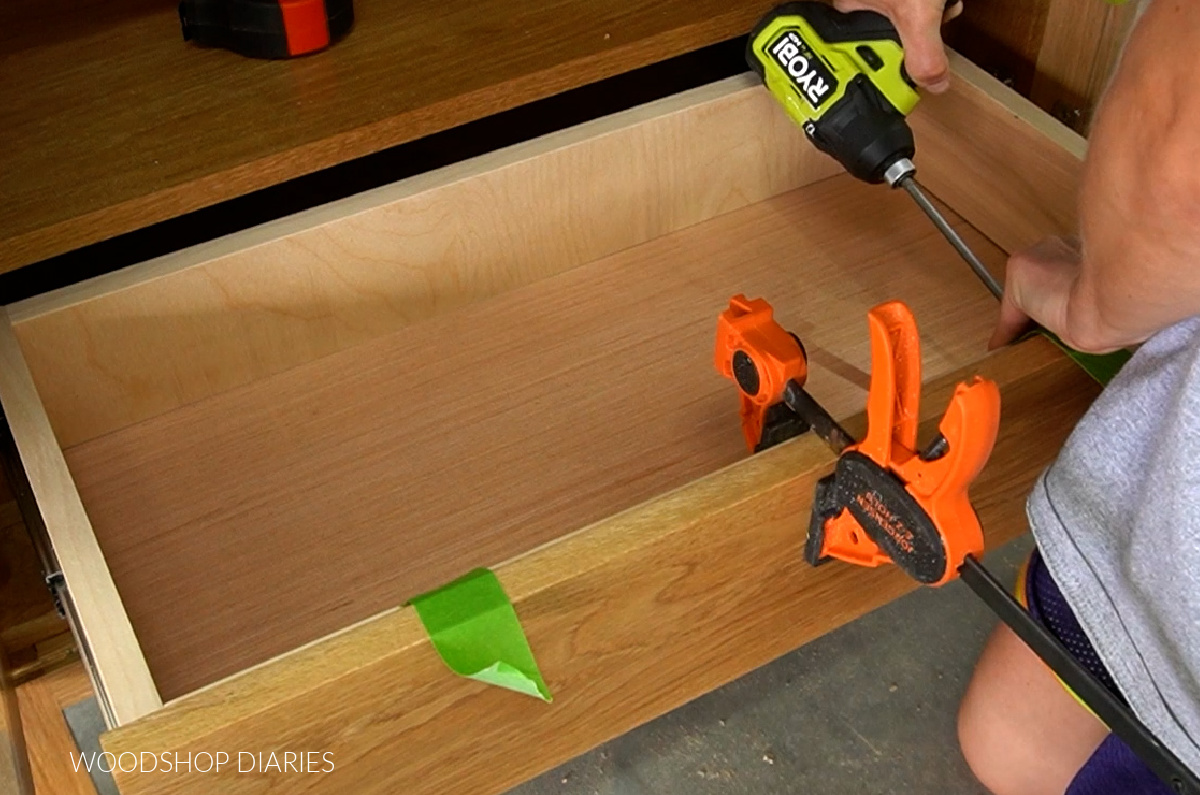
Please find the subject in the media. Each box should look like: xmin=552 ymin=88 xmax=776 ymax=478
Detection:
xmin=959 ymin=556 xmax=1200 ymax=795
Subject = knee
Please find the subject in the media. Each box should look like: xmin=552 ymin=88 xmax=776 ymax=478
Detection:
xmin=960 ymin=677 xmax=1008 ymax=795
xmin=958 ymin=680 xmax=1015 ymax=795
xmin=955 ymin=623 xmax=1106 ymax=795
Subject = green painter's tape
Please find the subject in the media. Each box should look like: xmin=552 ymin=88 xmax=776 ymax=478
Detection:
xmin=1033 ymin=329 xmax=1132 ymax=386
xmin=410 ymin=568 xmax=552 ymax=702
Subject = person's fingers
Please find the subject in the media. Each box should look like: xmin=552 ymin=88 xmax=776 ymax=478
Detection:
xmin=895 ymin=4 xmax=952 ymax=92
xmin=831 ymin=0 xmax=874 ymax=13
xmin=943 ymin=0 xmax=964 ymax=23
xmin=831 ymin=1 xmax=953 ymax=92
xmin=989 ymin=280 xmax=1035 ymax=350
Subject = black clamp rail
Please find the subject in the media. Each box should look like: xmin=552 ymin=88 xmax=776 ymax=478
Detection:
xmin=959 ymin=556 xmax=1200 ymax=795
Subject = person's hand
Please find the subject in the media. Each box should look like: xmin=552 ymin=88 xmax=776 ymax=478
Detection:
xmin=832 ymin=0 xmax=963 ymax=92
xmin=989 ymin=236 xmax=1083 ymax=351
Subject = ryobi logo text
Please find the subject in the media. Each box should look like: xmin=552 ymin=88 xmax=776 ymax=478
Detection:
xmin=768 ymin=30 xmax=838 ymax=109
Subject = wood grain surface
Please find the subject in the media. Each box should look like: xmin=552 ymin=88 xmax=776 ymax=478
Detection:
xmin=11 ymin=60 xmax=1084 ymax=456
xmin=100 ymin=339 xmax=1100 ymax=795
xmin=941 ymin=0 xmax=1134 ymax=133
xmin=1030 ymin=0 xmax=1138 ymax=130
xmin=12 ymin=76 xmax=837 ymax=450
xmin=912 ymin=53 xmax=1084 ymax=260
xmin=2 ymin=456 xmax=41 ymax=795
xmin=0 ymin=0 xmax=783 ymax=272
xmin=11 ymin=56 xmax=1084 ymax=454
xmin=63 ymin=173 xmax=1007 ymax=700
xmin=15 ymin=664 xmax=96 ymax=795
xmin=2 ymin=0 xmax=1122 ymax=274
xmin=1 ymin=652 xmax=33 ymax=795
xmin=945 ymin=0 xmax=1051 ymax=93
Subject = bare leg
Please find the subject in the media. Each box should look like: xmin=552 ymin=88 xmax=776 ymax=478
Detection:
xmin=959 ymin=622 xmax=1110 ymax=795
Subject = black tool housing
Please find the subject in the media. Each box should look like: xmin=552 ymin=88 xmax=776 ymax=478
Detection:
xmin=806 ymin=451 xmax=948 ymax=583
xmin=755 ymin=402 xmax=811 ymax=452
xmin=804 ymin=75 xmax=915 ymax=183
xmin=746 ymin=1 xmax=916 ymax=183
xmin=179 ymin=0 xmax=354 ymax=59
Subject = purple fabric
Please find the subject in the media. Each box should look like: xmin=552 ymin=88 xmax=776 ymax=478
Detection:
xmin=1025 ymin=549 xmax=1173 ymax=795
xmin=1068 ymin=734 xmax=1175 ymax=795
xmin=1024 ymin=549 xmax=1123 ymax=699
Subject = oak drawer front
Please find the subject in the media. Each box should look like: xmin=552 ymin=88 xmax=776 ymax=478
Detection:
xmin=0 ymin=54 xmax=1090 ymax=795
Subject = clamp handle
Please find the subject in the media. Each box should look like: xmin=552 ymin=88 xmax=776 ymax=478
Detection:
xmin=811 ymin=301 xmax=1001 ymax=585
xmin=899 ymin=375 xmax=1001 ymax=579
xmin=857 ymin=301 xmax=922 ymax=468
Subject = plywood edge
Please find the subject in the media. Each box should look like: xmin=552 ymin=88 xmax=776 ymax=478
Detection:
xmin=101 ymin=338 xmax=1099 ymax=795
xmin=914 ymin=53 xmax=1086 ymax=257
xmin=0 ymin=311 xmax=161 ymax=727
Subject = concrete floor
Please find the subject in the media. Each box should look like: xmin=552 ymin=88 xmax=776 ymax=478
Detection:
xmin=510 ymin=536 xmax=1033 ymax=795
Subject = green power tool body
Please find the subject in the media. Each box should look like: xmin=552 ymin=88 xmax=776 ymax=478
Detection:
xmin=745 ymin=2 xmax=1131 ymax=381
xmin=747 ymin=3 xmax=919 ymax=184
xmin=747 ymin=2 xmax=1004 ymax=302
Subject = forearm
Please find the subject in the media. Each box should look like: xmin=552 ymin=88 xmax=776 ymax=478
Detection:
xmin=1063 ymin=0 xmax=1200 ymax=351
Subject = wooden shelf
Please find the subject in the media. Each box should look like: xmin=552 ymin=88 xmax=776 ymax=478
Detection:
xmin=1 ymin=0 xmax=1134 ymax=278
xmin=0 ymin=0 xmax=780 ymax=273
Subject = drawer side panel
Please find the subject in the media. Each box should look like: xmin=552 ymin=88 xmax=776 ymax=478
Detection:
xmin=12 ymin=76 xmax=838 ymax=450
xmin=912 ymin=53 xmax=1085 ymax=256
xmin=101 ymin=340 xmax=1098 ymax=795
xmin=0 ymin=312 xmax=161 ymax=727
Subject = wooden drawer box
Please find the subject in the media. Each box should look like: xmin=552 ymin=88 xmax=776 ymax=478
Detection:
xmin=0 ymin=54 xmax=1098 ymax=795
